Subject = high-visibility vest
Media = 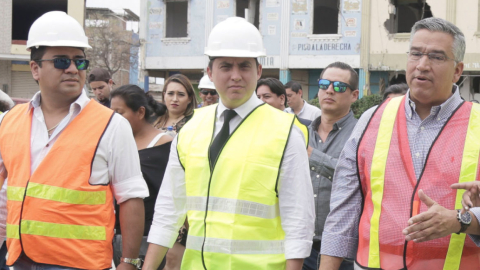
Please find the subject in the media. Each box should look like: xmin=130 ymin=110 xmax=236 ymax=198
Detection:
xmin=0 ymin=100 xmax=115 ymax=269
xmin=294 ymin=115 xmax=309 ymax=147
xmin=356 ymin=96 xmax=480 ymax=270
xmin=177 ymin=104 xmax=294 ymax=270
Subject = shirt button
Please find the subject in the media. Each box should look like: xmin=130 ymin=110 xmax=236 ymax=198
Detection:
xmin=314 ymin=194 xmax=317 ymax=198
xmin=421 ymin=126 xmax=425 ymax=130
xmin=416 ymin=152 xmax=420 ymax=157
xmin=437 ymin=117 xmax=441 ymax=121
xmin=319 ymin=140 xmax=322 ymax=143
xmin=46 ymin=144 xmax=49 ymax=147
xmin=328 ymin=176 xmax=332 ymax=179
xmin=311 ymin=167 xmax=315 ymax=170
xmin=316 ymin=175 xmax=320 ymax=178
xmin=339 ymin=127 xmax=342 ymax=130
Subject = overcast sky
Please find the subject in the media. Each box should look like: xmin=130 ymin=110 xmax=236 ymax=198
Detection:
xmin=86 ymin=0 xmax=140 ymax=17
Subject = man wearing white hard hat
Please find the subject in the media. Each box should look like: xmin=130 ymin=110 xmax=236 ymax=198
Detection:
xmin=143 ymin=17 xmax=314 ymax=270
xmin=0 ymin=11 xmax=148 ymax=270
xmin=197 ymin=75 xmax=219 ymax=108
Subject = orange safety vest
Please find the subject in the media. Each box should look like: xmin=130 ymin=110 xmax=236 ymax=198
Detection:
xmin=356 ymin=96 xmax=480 ymax=270
xmin=0 ymin=100 xmax=115 ymax=269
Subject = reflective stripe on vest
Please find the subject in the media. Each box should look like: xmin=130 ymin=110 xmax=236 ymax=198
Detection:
xmin=186 ymin=196 xmax=279 ymax=219
xmin=178 ymin=104 xmax=292 ymax=270
xmin=8 ymin=183 xmax=106 ymax=205
xmin=443 ymin=103 xmax=480 ymax=270
xmin=368 ymin=96 xmax=403 ymax=267
xmin=7 ymin=220 xmax=106 ymax=240
xmin=367 ymin=99 xmax=480 ymax=269
xmin=186 ymin=235 xmax=285 ymax=254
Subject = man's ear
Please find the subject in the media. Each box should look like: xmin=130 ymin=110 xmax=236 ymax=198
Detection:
xmin=30 ymin=60 xmax=40 ymax=81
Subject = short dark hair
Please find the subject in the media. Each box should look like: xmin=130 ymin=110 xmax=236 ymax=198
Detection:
xmin=320 ymin=62 xmax=359 ymax=91
xmin=30 ymin=46 xmax=48 ymax=66
xmin=110 ymin=84 xmax=167 ymax=124
xmin=208 ymin=57 xmax=259 ymax=70
xmin=383 ymin=83 xmax=408 ymax=100
xmin=284 ymin=81 xmax=302 ymax=93
xmin=0 ymin=100 xmax=11 ymax=113
xmin=256 ymin=78 xmax=287 ymax=107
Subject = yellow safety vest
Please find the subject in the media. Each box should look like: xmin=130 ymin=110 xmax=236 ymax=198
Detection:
xmin=177 ymin=104 xmax=294 ymax=270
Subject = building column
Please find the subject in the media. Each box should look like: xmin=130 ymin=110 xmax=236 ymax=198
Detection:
xmin=144 ymin=75 xmax=149 ymax=92
xmin=446 ymin=0 xmax=457 ymax=24
xmin=359 ymin=0 xmax=371 ymax=98
xmin=358 ymin=69 xmax=368 ymax=99
xmin=279 ymin=69 xmax=291 ymax=84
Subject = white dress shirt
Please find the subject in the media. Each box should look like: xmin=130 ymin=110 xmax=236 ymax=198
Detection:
xmin=148 ymin=93 xmax=315 ymax=259
xmin=285 ymin=100 xmax=322 ymax=122
xmin=0 ymin=91 xmax=149 ymax=239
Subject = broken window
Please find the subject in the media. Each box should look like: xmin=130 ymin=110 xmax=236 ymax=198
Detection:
xmin=313 ymin=0 xmax=339 ymax=35
xmin=385 ymin=0 xmax=433 ymax=34
xmin=473 ymin=77 xmax=480 ymax=94
xmin=236 ymin=0 xmax=260 ymax=29
xmin=165 ymin=0 xmax=188 ymax=38
xmin=12 ymin=0 xmax=68 ymax=43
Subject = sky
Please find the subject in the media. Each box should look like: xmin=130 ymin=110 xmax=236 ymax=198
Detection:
xmin=86 ymin=0 xmax=140 ymax=17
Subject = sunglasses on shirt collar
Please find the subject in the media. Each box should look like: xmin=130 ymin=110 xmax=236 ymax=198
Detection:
xmin=36 ymin=58 xmax=90 ymax=71
xmin=200 ymin=90 xmax=218 ymax=96
xmin=318 ymin=79 xmax=352 ymax=93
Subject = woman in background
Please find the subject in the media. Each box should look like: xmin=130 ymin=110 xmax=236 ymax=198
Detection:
xmin=154 ymin=74 xmax=197 ymax=134
xmin=110 ymin=84 xmax=173 ymax=269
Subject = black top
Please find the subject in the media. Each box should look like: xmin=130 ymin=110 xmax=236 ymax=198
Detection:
xmin=99 ymin=99 xmax=111 ymax=108
xmin=115 ymin=142 xmax=171 ymax=236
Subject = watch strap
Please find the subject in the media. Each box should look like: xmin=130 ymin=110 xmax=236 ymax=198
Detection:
xmin=120 ymin=257 xmax=142 ymax=269
xmin=456 ymin=209 xmax=471 ymax=234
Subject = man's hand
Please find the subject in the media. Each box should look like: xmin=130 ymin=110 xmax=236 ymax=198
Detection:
xmin=402 ymin=189 xmax=460 ymax=243
xmin=451 ymin=181 xmax=480 ymax=210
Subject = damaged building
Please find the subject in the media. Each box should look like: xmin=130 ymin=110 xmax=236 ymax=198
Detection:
xmin=140 ymin=0 xmax=364 ymax=100
xmin=364 ymin=0 xmax=480 ymax=101
xmin=0 ymin=0 xmax=86 ymax=100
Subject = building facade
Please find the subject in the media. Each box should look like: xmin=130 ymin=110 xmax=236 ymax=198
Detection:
xmin=140 ymin=0 xmax=364 ymax=100
xmin=365 ymin=0 xmax=480 ymax=101
xmin=0 ymin=0 xmax=86 ymax=99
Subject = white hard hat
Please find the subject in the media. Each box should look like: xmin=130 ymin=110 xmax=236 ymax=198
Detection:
xmin=205 ymin=17 xmax=266 ymax=58
xmin=198 ymin=75 xmax=216 ymax=90
xmin=26 ymin=11 xmax=91 ymax=51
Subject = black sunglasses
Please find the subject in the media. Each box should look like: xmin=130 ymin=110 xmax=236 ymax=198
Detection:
xmin=36 ymin=58 xmax=90 ymax=70
xmin=200 ymin=90 xmax=217 ymax=96
xmin=318 ymin=79 xmax=352 ymax=93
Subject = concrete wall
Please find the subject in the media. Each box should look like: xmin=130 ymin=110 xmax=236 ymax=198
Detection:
xmin=0 ymin=0 xmax=12 ymax=54
xmin=369 ymin=0 xmax=480 ymax=72
xmin=144 ymin=0 xmax=362 ymax=70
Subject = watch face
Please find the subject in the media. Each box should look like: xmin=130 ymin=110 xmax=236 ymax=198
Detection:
xmin=461 ymin=211 xmax=472 ymax=224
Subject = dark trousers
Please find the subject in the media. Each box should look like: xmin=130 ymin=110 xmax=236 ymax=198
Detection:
xmin=302 ymin=242 xmax=354 ymax=270
xmin=0 ymin=242 xmax=7 ymax=270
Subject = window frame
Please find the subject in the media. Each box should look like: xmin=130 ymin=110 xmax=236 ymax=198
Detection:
xmin=162 ymin=0 xmax=191 ymax=44
xmin=308 ymin=0 xmax=342 ymax=41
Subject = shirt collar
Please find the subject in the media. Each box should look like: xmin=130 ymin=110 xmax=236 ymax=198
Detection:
xmin=27 ymin=90 xmax=91 ymax=114
xmin=312 ymin=110 xmax=354 ymax=131
xmin=217 ymin=92 xmax=263 ymax=120
xmin=405 ymin=84 xmax=462 ymax=120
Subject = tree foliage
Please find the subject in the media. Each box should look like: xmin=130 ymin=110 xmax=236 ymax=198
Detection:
xmin=85 ymin=13 xmax=140 ymax=77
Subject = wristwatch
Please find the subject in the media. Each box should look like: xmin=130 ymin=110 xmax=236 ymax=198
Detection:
xmin=456 ymin=209 xmax=472 ymax=234
xmin=120 ymin=257 xmax=142 ymax=269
